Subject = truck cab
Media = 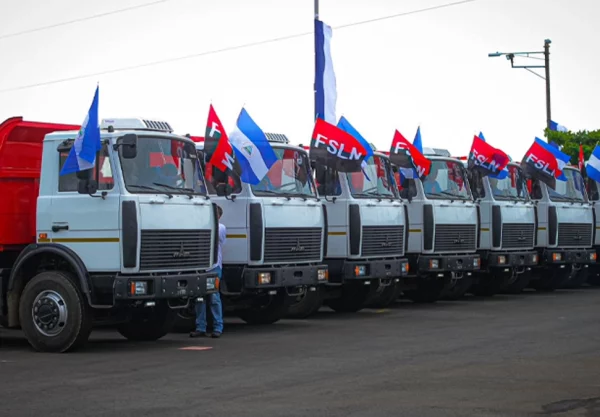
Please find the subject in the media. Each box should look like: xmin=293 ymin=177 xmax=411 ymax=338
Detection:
xmin=466 ymin=162 xmax=539 ymax=294
xmin=396 ymin=149 xmax=481 ymax=302
xmin=0 ymin=117 xmax=218 ymax=352
xmin=194 ymin=134 xmax=328 ymax=325
xmin=290 ymin=151 xmax=409 ymax=316
xmin=528 ymin=166 xmax=596 ymax=290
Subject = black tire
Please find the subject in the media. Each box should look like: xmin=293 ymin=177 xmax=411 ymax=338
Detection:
xmin=287 ymin=288 xmax=323 ymax=319
xmin=237 ymin=292 xmax=289 ymax=325
xmin=503 ymin=270 xmax=532 ymax=294
xmin=404 ymin=278 xmax=446 ymax=303
xmin=325 ymin=283 xmax=373 ymax=313
xmin=18 ymin=270 xmax=92 ymax=353
xmin=117 ymin=302 xmax=176 ymax=341
xmin=562 ymin=267 xmax=589 ymax=289
xmin=530 ymin=267 xmax=570 ymax=292
xmin=365 ymin=282 xmax=401 ymax=309
xmin=443 ymin=275 xmax=474 ymax=301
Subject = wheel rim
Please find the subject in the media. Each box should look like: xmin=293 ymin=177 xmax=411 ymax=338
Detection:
xmin=32 ymin=290 xmax=68 ymax=337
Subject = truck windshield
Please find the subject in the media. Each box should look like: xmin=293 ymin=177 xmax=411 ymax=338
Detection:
xmin=489 ymin=165 xmax=528 ymax=200
xmin=251 ymin=148 xmax=317 ymax=198
xmin=423 ymin=160 xmax=471 ymax=200
xmin=548 ymin=168 xmax=586 ymax=202
xmin=345 ymin=155 xmax=397 ymax=199
xmin=119 ymin=136 xmax=207 ymax=196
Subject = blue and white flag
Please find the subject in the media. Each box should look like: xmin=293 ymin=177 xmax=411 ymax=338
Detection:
xmin=586 ymin=145 xmax=600 ymax=184
xmin=228 ymin=108 xmax=277 ymax=185
xmin=315 ymin=19 xmax=337 ymax=124
xmin=337 ymin=116 xmax=373 ymax=180
xmin=550 ymin=120 xmax=568 ymax=132
xmin=60 ymin=85 xmax=101 ymax=176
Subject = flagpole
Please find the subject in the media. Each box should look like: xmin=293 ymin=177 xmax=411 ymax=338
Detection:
xmin=314 ymin=0 xmax=319 ymax=122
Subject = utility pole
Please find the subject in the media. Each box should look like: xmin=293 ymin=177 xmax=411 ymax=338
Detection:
xmin=488 ymin=39 xmax=553 ymax=132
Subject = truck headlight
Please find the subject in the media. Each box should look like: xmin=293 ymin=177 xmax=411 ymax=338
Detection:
xmin=130 ymin=281 xmax=148 ymax=296
xmin=206 ymin=277 xmax=217 ymax=291
xmin=552 ymin=253 xmax=562 ymax=262
xmin=258 ymin=272 xmax=272 ymax=284
xmin=473 ymin=258 xmax=481 ymax=269
xmin=497 ymin=255 xmax=506 ymax=265
xmin=532 ymin=254 xmax=538 ymax=264
xmin=354 ymin=265 xmax=367 ymax=277
xmin=429 ymin=259 xmax=439 ymax=269
xmin=591 ymin=253 xmax=597 ymax=262
xmin=318 ymin=269 xmax=328 ymax=281
xmin=401 ymin=263 xmax=409 ymax=273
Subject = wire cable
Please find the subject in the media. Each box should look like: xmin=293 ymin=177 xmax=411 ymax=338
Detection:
xmin=0 ymin=0 xmax=480 ymax=94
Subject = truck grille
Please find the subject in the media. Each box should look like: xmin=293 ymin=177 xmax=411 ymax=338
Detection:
xmin=434 ymin=224 xmax=476 ymax=253
xmin=557 ymin=223 xmax=592 ymax=248
xmin=501 ymin=223 xmax=535 ymax=249
xmin=361 ymin=225 xmax=404 ymax=257
xmin=140 ymin=230 xmax=212 ymax=271
xmin=264 ymin=227 xmax=322 ymax=263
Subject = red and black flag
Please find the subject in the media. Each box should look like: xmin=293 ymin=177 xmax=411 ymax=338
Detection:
xmin=204 ymin=104 xmax=235 ymax=173
xmin=389 ymin=129 xmax=431 ymax=179
xmin=521 ymin=138 xmax=563 ymax=189
xmin=310 ymin=118 xmax=369 ymax=172
xmin=467 ymin=135 xmax=510 ymax=177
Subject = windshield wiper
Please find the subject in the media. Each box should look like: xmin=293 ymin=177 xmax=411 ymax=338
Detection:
xmin=254 ymin=190 xmax=291 ymax=200
xmin=129 ymin=184 xmax=173 ymax=198
xmin=153 ymin=182 xmax=196 ymax=199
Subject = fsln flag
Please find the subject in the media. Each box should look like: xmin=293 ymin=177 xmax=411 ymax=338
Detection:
xmin=585 ymin=145 xmax=600 ymax=184
xmin=205 ymin=104 xmax=235 ymax=173
xmin=389 ymin=129 xmax=431 ymax=179
xmin=578 ymin=143 xmax=585 ymax=176
xmin=60 ymin=85 xmax=101 ymax=176
xmin=337 ymin=116 xmax=373 ymax=180
xmin=228 ymin=108 xmax=277 ymax=185
xmin=315 ymin=19 xmax=337 ymax=124
xmin=467 ymin=135 xmax=510 ymax=177
xmin=521 ymin=137 xmax=569 ymax=189
xmin=311 ymin=118 xmax=369 ymax=172
xmin=550 ymin=120 xmax=568 ymax=132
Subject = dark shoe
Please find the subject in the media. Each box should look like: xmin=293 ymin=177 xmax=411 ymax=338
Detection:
xmin=211 ymin=332 xmax=222 ymax=339
xmin=189 ymin=331 xmax=208 ymax=338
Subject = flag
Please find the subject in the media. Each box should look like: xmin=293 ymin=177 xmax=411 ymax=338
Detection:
xmin=337 ymin=116 xmax=373 ymax=180
xmin=205 ymin=104 xmax=235 ymax=173
xmin=550 ymin=120 xmax=568 ymax=132
xmin=578 ymin=143 xmax=585 ymax=175
xmin=228 ymin=108 xmax=278 ymax=185
xmin=467 ymin=135 xmax=510 ymax=177
xmin=389 ymin=129 xmax=431 ymax=179
xmin=315 ymin=19 xmax=337 ymax=124
xmin=413 ymin=126 xmax=423 ymax=153
xmin=479 ymin=131 xmax=486 ymax=142
xmin=521 ymin=137 xmax=569 ymax=189
xmin=60 ymin=85 xmax=101 ymax=176
xmin=585 ymin=145 xmax=600 ymax=184
xmin=310 ymin=118 xmax=369 ymax=172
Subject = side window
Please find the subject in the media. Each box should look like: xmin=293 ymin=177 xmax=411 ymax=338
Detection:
xmin=58 ymin=144 xmax=114 ymax=192
xmin=200 ymin=151 xmax=242 ymax=195
xmin=393 ymin=167 xmax=417 ymax=199
xmin=313 ymin=164 xmax=342 ymax=196
xmin=530 ymin=179 xmax=543 ymax=200
xmin=587 ymin=179 xmax=599 ymax=201
xmin=469 ymin=171 xmax=485 ymax=199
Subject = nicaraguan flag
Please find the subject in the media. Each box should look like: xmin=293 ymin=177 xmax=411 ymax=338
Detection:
xmin=550 ymin=120 xmax=568 ymax=132
xmin=337 ymin=116 xmax=373 ymax=180
xmin=60 ymin=85 xmax=101 ymax=176
xmin=586 ymin=145 xmax=600 ymax=184
xmin=228 ymin=108 xmax=277 ymax=185
xmin=315 ymin=19 xmax=337 ymax=124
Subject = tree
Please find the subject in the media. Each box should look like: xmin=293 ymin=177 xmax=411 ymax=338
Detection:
xmin=545 ymin=128 xmax=600 ymax=165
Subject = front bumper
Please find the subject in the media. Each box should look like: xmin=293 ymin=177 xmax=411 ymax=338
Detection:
xmin=486 ymin=251 xmax=539 ymax=268
xmin=242 ymin=264 xmax=328 ymax=289
xmin=340 ymin=258 xmax=409 ymax=281
xmin=113 ymin=271 xmax=218 ymax=300
xmin=418 ymin=254 xmax=481 ymax=273
xmin=542 ymin=248 xmax=597 ymax=265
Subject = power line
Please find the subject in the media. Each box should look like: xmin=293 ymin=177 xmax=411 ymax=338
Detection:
xmin=0 ymin=0 xmax=171 ymax=40
xmin=0 ymin=0 xmax=480 ymax=94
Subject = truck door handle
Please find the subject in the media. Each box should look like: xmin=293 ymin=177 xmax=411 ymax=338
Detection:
xmin=52 ymin=224 xmax=69 ymax=232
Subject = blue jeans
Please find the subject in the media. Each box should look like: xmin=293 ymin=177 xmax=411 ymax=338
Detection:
xmin=195 ymin=267 xmax=223 ymax=334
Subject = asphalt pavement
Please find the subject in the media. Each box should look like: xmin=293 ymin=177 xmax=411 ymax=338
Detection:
xmin=2 ymin=289 xmax=600 ymax=417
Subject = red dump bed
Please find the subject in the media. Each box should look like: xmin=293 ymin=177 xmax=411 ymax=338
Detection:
xmin=0 ymin=117 xmax=80 ymax=250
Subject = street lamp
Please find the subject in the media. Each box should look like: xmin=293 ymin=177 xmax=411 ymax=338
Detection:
xmin=488 ymin=39 xmax=552 ymax=131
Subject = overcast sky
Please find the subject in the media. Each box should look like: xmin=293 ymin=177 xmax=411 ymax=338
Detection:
xmin=1 ymin=0 xmax=598 ymax=160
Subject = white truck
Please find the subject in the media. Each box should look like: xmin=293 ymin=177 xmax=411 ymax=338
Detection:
xmin=527 ymin=166 xmax=596 ymax=290
xmin=287 ymin=151 xmax=410 ymax=316
xmin=0 ymin=117 xmax=219 ymax=352
xmin=394 ymin=148 xmax=481 ymax=302
xmin=193 ymin=134 xmax=328 ymax=325
xmin=465 ymin=162 xmax=539 ymax=295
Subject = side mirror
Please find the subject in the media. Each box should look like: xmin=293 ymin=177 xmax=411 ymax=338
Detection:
xmin=121 ymin=134 xmax=138 ymax=159
xmin=78 ymin=179 xmax=98 ymax=195
xmin=76 ymin=168 xmax=92 ymax=181
xmin=215 ymin=183 xmax=232 ymax=197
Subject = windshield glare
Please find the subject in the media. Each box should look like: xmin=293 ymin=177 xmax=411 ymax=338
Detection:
xmin=119 ymin=136 xmax=207 ymax=195
xmin=423 ymin=160 xmax=470 ymax=199
xmin=345 ymin=155 xmax=396 ymax=198
xmin=489 ymin=165 xmax=528 ymax=200
xmin=548 ymin=168 xmax=586 ymax=202
xmin=251 ymin=148 xmax=316 ymax=197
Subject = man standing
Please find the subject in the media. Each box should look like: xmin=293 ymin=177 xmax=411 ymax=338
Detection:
xmin=190 ymin=205 xmax=226 ymax=338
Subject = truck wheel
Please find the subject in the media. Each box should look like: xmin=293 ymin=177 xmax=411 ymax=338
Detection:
xmin=530 ymin=267 xmax=569 ymax=292
xmin=117 ymin=303 xmax=176 ymax=341
xmin=442 ymin=274 xmax=474 ymax=301
xmin=237 ymin=292 xmax=289 ymax=325
xmin=365 ymin=281 xmax=401 ymax=309
xmin=325 ymin=282 xmax=373 ymax=313
xmin=19 ymin=271 xmax=92 ymax=353
xmin=287 ymin=288 xmax=323 ymax=319
xmin=404 ymin=278 xmax=446 ymax=303
xmin=502 ymin=270 xmax=532 ymax=294
xmin=562 ymin=267 xmax=589 ymax=289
